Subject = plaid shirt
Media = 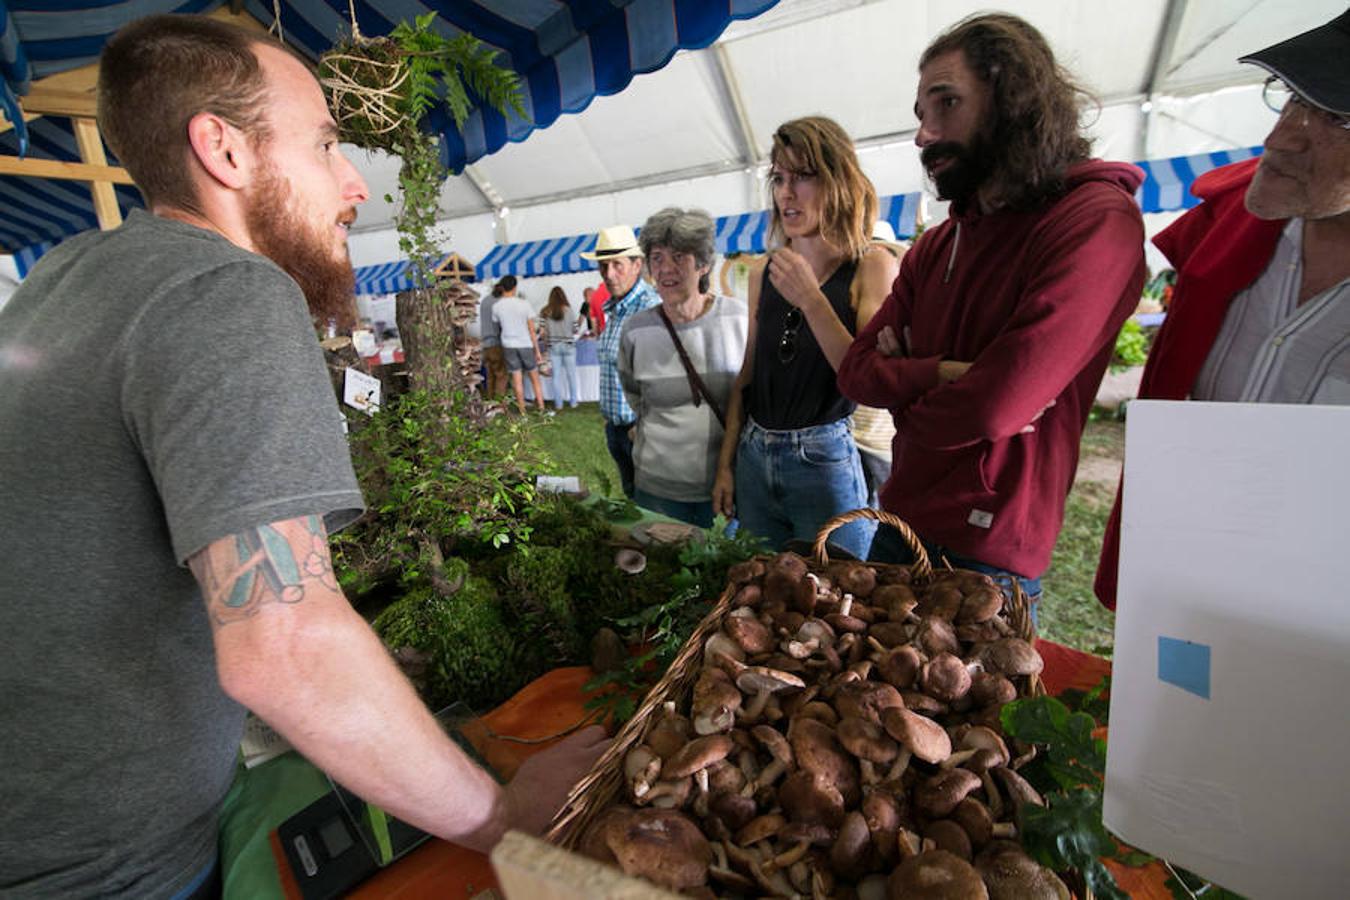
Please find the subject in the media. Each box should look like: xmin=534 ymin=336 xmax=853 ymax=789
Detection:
xmin=597 ymin=278 xmax=660 ymax=425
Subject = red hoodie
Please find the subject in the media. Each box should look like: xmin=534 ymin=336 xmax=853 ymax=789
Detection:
xmin=838 ymin=160 xmax=1145 ymax=578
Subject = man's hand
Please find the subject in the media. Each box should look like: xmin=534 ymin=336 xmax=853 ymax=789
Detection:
xmin=502 ymin=725 xmax=610 ymax=837
xmin=937 ymin=360 xmax=973 ymax=383
xmin=876 ymin=325 xmax=905 ymax=358
xmin=767 ymin=249 xmax=825 ymax=312
xmin=712 ymin=466 xmax=736 ymax=518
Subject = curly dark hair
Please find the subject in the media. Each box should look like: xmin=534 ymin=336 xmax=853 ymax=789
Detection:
xmin=921 ymin=13 xmax=1094 ymax=210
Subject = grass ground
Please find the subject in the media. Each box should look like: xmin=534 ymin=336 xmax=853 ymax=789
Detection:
xmin=525 ymin=404 xmax=1123 ymax=657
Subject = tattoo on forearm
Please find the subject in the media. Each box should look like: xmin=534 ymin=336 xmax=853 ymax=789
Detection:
xmin=193 ymin=515 xmax=338 ymax=627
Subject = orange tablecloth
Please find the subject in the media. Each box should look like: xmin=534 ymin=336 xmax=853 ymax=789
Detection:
xmin=277 ymin=644 xmax=1169 ymax=899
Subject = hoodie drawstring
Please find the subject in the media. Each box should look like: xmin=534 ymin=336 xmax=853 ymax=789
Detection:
xmin=943 ymin=222 xmax=961 ymax=284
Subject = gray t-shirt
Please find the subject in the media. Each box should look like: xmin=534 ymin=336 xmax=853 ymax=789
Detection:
xmin=0 ymin=210 xmax=364 ymax=898
xmin=492 ymin=294 xmax=537 ymax=350
xmin=618 ymin=295 xmax=748 ymax=501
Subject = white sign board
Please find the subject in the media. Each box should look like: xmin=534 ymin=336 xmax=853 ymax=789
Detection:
xmin=343 ymin=367 xmax=381 ymax=416
xmin=1104 ymin=400 xmax=1350 ymax=899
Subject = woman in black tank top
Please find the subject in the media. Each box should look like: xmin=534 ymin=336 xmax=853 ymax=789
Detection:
xmin=712 ymin=117 xmax=900 ymax=558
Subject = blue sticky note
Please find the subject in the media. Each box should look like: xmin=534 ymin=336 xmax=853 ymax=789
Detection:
xmin=1158 ymin=636 xmax=1211 ymax=699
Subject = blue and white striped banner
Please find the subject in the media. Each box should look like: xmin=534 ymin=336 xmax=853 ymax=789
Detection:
xmin=1134 ymin=146 xmax=1262 ymax=213
xmin=352 ymin=254 xmax=450 ymax=295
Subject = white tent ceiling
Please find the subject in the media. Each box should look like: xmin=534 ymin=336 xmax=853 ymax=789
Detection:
xmin=344 ymin=0 xmax=1343 ymax=270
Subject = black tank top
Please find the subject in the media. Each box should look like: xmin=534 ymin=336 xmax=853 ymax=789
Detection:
xmin=747 ymin=257 xmax=858 ymax=430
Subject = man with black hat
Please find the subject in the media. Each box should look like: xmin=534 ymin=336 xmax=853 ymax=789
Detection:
xmin=1096 ymin=10 xmax=1350 ymax=609
xmin=582 ymin=225 xmax=660 ymax=497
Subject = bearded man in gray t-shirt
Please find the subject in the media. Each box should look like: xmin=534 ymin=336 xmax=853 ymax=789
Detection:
xmin=0 ymin=16 xmax=605 ymax=899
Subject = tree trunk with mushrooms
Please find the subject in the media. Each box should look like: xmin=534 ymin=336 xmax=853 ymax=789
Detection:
xmin=395 ymin=279 xmax=484 ymax=397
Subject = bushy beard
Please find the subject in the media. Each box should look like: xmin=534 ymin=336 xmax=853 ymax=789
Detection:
xmin=245 ymin=164 xmax=357 ymax=331
xmin=921 ymin=131 xmax=997 ymax=210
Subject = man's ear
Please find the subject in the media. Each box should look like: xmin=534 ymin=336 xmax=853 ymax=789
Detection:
xmin=185 ymin=112 xmax=254 ymax=191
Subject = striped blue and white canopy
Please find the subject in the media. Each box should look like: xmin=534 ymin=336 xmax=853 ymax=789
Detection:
xmin=352 ymin=255 xmax=454 ymax=294
xmin=1134 ymin=146 xmax=1262 ymax=213
xmin=0 ymin=0 xmax=778 ymax=257
xmin=476 ymin=191 xmax=924 ymax=280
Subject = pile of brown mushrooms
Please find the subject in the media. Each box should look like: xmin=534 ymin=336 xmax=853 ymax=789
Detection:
xmin=578 ymin=552 xmax=1070 ymax=899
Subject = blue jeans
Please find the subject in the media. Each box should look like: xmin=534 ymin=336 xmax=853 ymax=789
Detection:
xmin=635 ymin=488 xmax=715 ymax=529
xmin=868 ymin=525 xmax=1042 ymax=626
xmin=549 ymin=342 xmax=578 ymax=409
xmin=735 ymin=418 xmax=874 ymax=559
xmin=604 ymin=420 xmax=637 ymax=498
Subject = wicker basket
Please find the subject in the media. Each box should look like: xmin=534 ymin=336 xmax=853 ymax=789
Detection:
xmin=546 ymin=507 xmax=1040 ymax=851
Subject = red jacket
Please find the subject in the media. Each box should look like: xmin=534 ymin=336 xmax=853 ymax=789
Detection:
xmin=1094 ymin=158 xmax=1284 ymax=609
xmin=838 ymin=160 xmax=1146 ymax=578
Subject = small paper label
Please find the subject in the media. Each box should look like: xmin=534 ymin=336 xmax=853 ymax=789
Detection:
xmin=240 ymin=714 xmax=293 ymax=768
xmin=351 ymin=328 xmax=377 ymax=357
xmin=967 ymin=509 xmax=994 ymax=529
xmin=1157 ymin=636 xmax=1211 ymax=699
xmin=343 ymin=368 xmax=381 ymax=416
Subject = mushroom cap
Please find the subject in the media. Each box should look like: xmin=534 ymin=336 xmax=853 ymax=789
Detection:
xmin=956 ymin=585 xmax=1004 ymax=624
xmin=751 ymin=724 xmax=794 ymax=765
xmin=901 ymin=690 xmax=949 ymax=717
xmin=916 ymin=768 xmax=983 ymax=818
xmin=833 ymin=680 xmax=906 ymax=725
xmin=727 ymin=558 xmax=765 ymax=585
xmin=769 ymin=551 xmax=810 ymax=579
xmin=888 ymin=849 xmax=989 ymax=900
xmin=975 ymin=843 xmax=1071 ymax=900
xmin=877 ymin=644 xmax=925 ymax=689
xmin=706 ymin=758 xmax=746 ymax=794
xmin=881 ymin=706 xmax=952 ymax=764
xmin=606 ymin=808 xmax=712 ymax=889
xmin=789 ymin=717 xmax=861 ymax=805
xmin=951 ymin=797 xmax=995 ymax=848
xmin=969 ymin=672 xmax=1018 ymax=708
xmin=832 ymin=561 xmax=878 ymax=598
xmin=708 ymin=790 xmax=758 ymax=831
xmin=837 ymin=716 xmax=900 ymax=764
xmin=921 ymin=584 xmax=966 ymax=621
xmin=615 ymin=547 xmax=647 ymax=574
xmin=736 ymin=812 xmax=786 ymax=846
xmin=872 ymin=583 xmax=919 ymax=620
xmin=917 ymin=616 xmax=961 ymax=657
xmin=778 ymin=769 xmax=846 ymax=828
xmin=724 ymin=610 xmax=775 ymax=654
xmin=982 ymin=638 xmax=1044 ymax=676
xmin=921 ymin=652 xmax=973 ymax=703
xmin=691 ymin=670 xmax=743 ymax=735
xmin=735 ymin=665 xmax=805 ymax=695
xmin=924 ymin=819 xmax=974 ymax=861
xmin=647 ymin=711 xmax=692 ymax=761
xmin=955 ymin=727 xmax=1010 ymax=765
xmin=665 ymin=734 xmax=735 ymax=778
xmin=868 ymin=621 xmax=911 ymax=648
xmin=830 ymin=810 xmax=874 ymax=880
xmin=992 ymin=766 xmax=1045 ymax=809
xmin=578 ymin=804 xmax=635 ymax=864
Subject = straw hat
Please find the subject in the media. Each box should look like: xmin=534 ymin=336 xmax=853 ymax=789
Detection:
xmin=580 ymin=225 xmax=643 ymax=261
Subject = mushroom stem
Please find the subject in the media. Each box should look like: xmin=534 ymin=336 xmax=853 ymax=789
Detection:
xmin=992 ymin=822 xmax=1018 ymax=839
xmin=839 ymin=595 xmax=854 ymax=617
xmin=939 ymin=748 xmax=980 ymax=770
xmin=711 ymin=841 xmax=729 ymax=870
xmin=743 ymin=688 xmax=773 ymax=721
xmin=765 ymin=840 xmax=810 ymax=871
xmin=742 ymin=759 xmax=787 ymax=796
xmin=981 ymin=770 xmax=1004 ymax=819
xmin=885 ymin=747 xmax=913 ymax=783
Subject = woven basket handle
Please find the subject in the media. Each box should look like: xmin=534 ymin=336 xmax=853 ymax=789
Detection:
xmin=812 ymin=508 xmax=933 ymax=581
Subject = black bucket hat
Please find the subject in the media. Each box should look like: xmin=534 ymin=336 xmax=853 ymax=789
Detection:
xmin=1239 ymin=9 xmax=1350 ymax=116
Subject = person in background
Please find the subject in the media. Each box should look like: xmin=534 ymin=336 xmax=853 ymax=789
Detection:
xmin=837 ymin=13 xmax=1145 ymax=615
xmin=852 ymin=224 xmax=907 ymax=508
xmin=480 ymin=276 xmax=514 ymax=398
xmin=619 ymin=208 xmax=748 ymax=527
xmin=492 ymin=279 xmax=549 ymax=415
xmin=576 ymin=290 xmax=596 ymax=338
xmin=1095 ymin=10 xmax=1350 ymax=609
xmin=589 ymin=281 xmax=610 ymax=334
xmin=712 ymin=117 xmax=900 ymax=558
xmin=0 ymin=16 xmax=606 ymax=897
xmin=583 ymin=225 xmax=660 ymax=498
xmin=540 ymin=286 xmax=580 ymax=411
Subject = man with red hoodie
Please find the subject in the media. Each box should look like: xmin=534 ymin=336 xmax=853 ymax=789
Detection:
xmin=837 ymin=13 xmax=1145 ymax=608
xmin=1095 ymin=11 xmax=1350 ymax=610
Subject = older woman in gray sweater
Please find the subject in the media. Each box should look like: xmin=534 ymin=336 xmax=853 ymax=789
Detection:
xmin=618 ymin=208 xmax=748 ymax=527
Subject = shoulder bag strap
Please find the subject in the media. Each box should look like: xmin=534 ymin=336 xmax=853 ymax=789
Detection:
xmin=657 ymin=304 xmax=726 ymax=428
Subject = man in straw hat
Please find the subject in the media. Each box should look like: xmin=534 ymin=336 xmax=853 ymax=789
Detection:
xmin=1096 ymin=9 xmax=1350 ymax=610
xmin=0 ymin=16 xmax=606 ymax=897
xmin=583 ymin=224 xmax=660 ymax=497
